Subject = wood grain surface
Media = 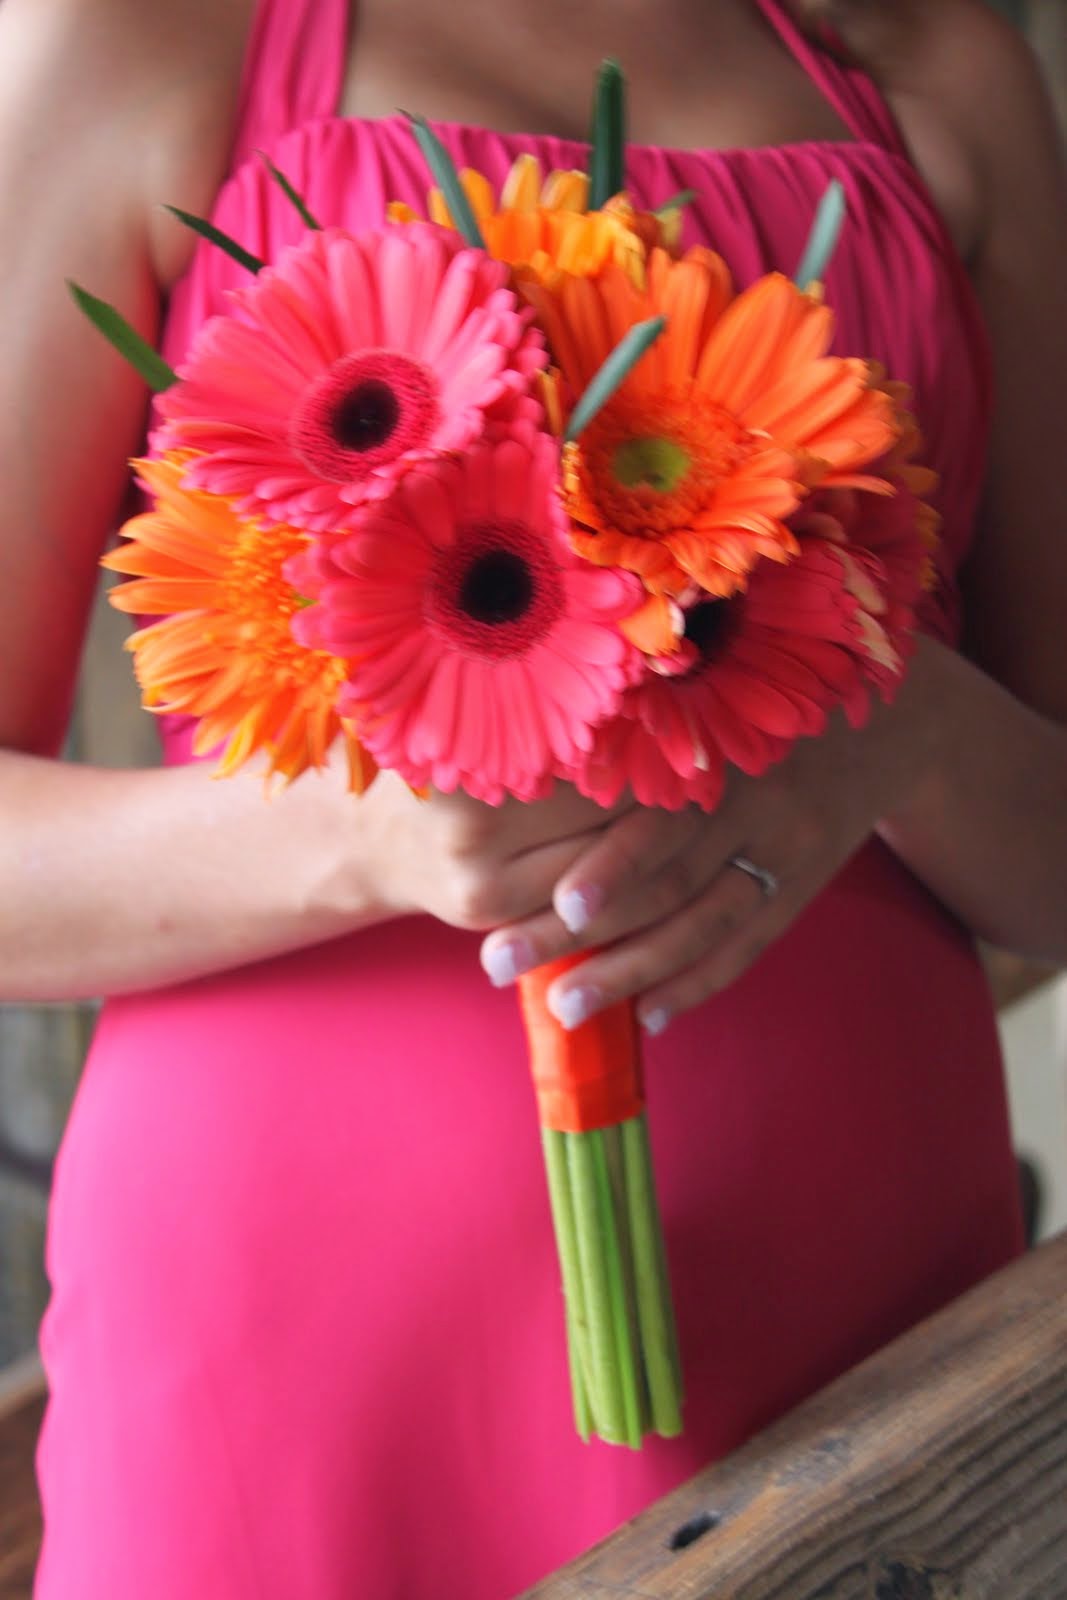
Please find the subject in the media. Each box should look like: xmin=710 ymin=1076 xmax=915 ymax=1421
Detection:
xmin=524 ymin=1231 xmax=1067 ymax=1600
xmin=0 ymin=1361 xmax=45 ymax=1600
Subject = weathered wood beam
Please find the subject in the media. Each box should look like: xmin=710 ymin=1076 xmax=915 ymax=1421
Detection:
xmin=525 ymin=1231 xmax=1067 ymax=1599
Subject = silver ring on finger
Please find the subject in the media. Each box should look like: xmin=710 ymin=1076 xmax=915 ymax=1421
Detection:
xmin=726 ymin=854 xmax=779 ymax=901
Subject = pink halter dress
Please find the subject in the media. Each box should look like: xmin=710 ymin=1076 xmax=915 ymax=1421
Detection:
xmin=35 ymin=3 xmax=1024 ymax=1595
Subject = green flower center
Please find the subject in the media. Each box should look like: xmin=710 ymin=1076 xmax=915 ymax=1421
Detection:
xmin=612 ymin=436 xmax=692 ymax=495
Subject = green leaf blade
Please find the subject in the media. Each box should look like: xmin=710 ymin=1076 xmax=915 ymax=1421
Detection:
xmin=163 ymin=207 xmax=265 ymax=275
xmin=653 ymin=188 xmax=698 ymax=220
xmin=405 ymin=115 xmax=486 ymax=250
xmin=794 ymin=179 xmax=847 ymax=289
xmin=589 ymin=59 xmax=627 ymax=210
xmin=564 ymin=316 xmax=667 ymax=443
xmin=68 ymin=282 xmax=178 ymax=393
xmin=257 ymin=153 xmax=323 ymax=231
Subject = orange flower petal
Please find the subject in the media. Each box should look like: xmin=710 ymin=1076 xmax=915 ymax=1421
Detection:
xmin=541 ymin=169 xmax=590 ymax=213
xmin=570 ymin=524 xmax=689 ymax=596
xmin=540 ymin=252 xmax=917 ymax=608
xmin=619 ymin=593 xmax=683 ymax=654
xmin=697 ymin=275 xmax=821 ymax=409
xmin=500 ymin=154 xmax=543 ymax=213
xmin=104 ymin=453 xmax=373 ymax=788
xmin=460 ymin=167 xmax=496 ymax=221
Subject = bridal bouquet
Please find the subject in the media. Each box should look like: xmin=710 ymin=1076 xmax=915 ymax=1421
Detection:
xmin=76 ymin=63 xmax=936 ymax=1448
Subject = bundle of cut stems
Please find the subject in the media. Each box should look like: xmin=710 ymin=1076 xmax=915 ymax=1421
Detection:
xmin=519 ymin=958 xmax=683 ymax=1447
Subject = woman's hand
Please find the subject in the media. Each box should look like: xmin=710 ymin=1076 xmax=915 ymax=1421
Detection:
xmin=359 ymin=768 xmax=633 ymax=935
xmin=478 ymin=697 xmax=929 ymax=1035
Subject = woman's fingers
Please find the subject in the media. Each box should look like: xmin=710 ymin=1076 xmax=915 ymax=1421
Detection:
xmin=544 ymin=861 xmax=773 ymax=1030
xmin=549 ymin=804 xmax=709 ymax=934
xmin=480 ymin=807 xmax=721 ymax=982
xmin=477 ymin=716 xmax=883 ymax=1020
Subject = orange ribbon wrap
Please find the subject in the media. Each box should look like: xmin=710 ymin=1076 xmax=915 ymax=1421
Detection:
xmin=517 ymin=953 xmax=645 ymax=1133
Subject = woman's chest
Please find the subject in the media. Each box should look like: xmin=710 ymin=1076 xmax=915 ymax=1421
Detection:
xmin=335 ymin=0 xmax=981 ymax=260
xmin=336 ymin=0 xmax=858 ymax=151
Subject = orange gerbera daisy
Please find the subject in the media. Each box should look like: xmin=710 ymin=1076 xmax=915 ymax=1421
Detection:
xmin=389 ymin=154 xmax=682 ymax=289
xmin=528 ymin=248 xmax=899 ymax=602
xmin=102 ymin=454 xmax=375 ymax=790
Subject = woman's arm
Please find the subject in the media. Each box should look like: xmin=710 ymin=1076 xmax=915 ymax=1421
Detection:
xmin=871 ymin=4 xmax=1067 ymax=956
xmin=0 ymin=0 xmax=379 ymax=1000
xmin=873 ymin=2 xmax=1067 ymax=931
xmin=0 ymin=0 xmax=619 ymax=1002
xmin=482 ymin=1 xmax=1067 ymax=1027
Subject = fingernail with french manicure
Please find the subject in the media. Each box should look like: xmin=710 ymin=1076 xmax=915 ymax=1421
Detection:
xmin=640 ymin=1008 xmax=672 ymax=1038
xmin=556 ymin=884 xmax=603 ymax=935
xmin=482 ymin=939 xmax=536 ymax=988
xmin=549 ymin=986 xmax=602 ymax=1031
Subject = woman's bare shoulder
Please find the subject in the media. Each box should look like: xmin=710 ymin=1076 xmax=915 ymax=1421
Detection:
xmin=834 ymin=1 xmax=1057 ymax=261
xmin=0 ymin=0 xmax=255 ymax=286
xmin=0 ymin=0 xmax=254 ymax=130
xmin=0 ymin=0 xmax=258 ymax=754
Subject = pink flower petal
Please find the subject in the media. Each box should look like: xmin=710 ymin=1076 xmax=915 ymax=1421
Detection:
xmin=158 ymin=226 xmax=544 ymax=534
xmin=294 ymin=435 xmax=641 ymax=800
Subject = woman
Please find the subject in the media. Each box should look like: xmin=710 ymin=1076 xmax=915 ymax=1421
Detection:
xmin=2 ymin=0 xmax=1065 ymax=1594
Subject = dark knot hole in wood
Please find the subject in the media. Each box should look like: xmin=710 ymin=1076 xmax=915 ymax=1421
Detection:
xmin=666 ymin=1510 xmax=720 ymax=1551
xmin=874 ymin=1561 xmax=953 ymax=1600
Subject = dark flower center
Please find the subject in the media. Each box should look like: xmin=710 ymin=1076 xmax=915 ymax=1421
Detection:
xmin=428 ymin=517 xmax=565 ymax=661
xmin=332 ymin=380 xmax=401 ymax=452
xmin=290 ymin=350 xmax=441 ymax=484
xmin=684 ymin=600 xmax=731 ymax=662
xmin=458 ymin=550 xmax=535 ymax=625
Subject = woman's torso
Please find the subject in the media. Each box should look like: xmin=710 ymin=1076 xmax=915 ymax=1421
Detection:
xmin=36 ymin=8 xmax=1023 ymax=1596
xmin=141 ymin=0 xmax=1017 ymax=1419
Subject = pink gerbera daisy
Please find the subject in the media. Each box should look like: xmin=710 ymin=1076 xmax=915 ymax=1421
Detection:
xmin=574 ymin=550 xmax=853 ymax=810
xmin=290 ymin=434 xmax=644 ymax=804
xmin=157 ymin=225 xmax=548 ymax=532
xmin=577 ymin=515 xmax=927 ymax=813
xmin=577 ymin=422 xmax=937 ymax=810
xmin=792 ymin=456 xmax=939 ymax=695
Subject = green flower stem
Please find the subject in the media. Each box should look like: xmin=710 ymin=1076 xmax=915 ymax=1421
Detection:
xmin=541 ymin=1130 xmax=595 ymax=1434
xmin=541 ymin=1115 xmax=683 ymax=1446
xmin=621 ymin=1115 xmax=684 ymax=1436
xmin=565 ymin=1131 xmax=628 ymax=1442
xmin=634 ymin=1117 xmax=683 ymax=1404
xmin=602 ymin=1125 xmax=652 ymax=1436
xmin=590 ymin=1131 xmax=644 ymax=1448
xmin=564 ymin=1306 xmax=593 ymax=1444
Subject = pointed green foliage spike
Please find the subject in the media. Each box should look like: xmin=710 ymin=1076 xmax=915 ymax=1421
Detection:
xmin=257 ymin=153 xmax=323 ymax=230
xmin=163 ymin=207 xmax=265 ymax=275
xmin=405 ymin=115 xmax=486 ymax=250
xmin=68 ymin=282 xmax=178 ymax=393
xmin=653 ymin=189 xmax=697 ymax=220
xmin=565 ymin=316 xmax=667 ymax=443
xmin=589 ymin=59 xmax=627 ymax=210
xmin=794 ymin=179 xmax=846 ymax=289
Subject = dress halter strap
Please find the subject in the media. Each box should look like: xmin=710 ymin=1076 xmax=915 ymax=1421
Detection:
xmin=230 ymin=0 xmax=351 ymax=170
xmin=751 ymin=0 xmax=909 ymax=159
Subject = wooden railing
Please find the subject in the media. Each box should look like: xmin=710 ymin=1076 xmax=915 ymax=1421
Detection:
xmin=0 ymin=1357 xmax=46 ymax=1600
xmin=524 ymin=1231 xmax=1067 ymax=1599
